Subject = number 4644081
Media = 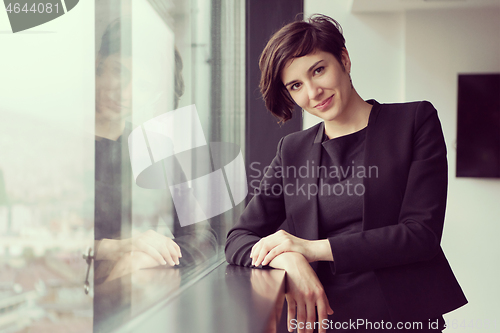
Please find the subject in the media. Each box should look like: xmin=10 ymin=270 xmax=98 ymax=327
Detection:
xmin=6 ymin=3 xmax=59 ymax=14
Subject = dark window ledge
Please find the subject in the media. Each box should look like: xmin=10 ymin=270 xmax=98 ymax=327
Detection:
xmin=115 ymin=262 xmax=286 ymax=333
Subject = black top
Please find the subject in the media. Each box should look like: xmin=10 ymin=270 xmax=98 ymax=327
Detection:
xmin=318 ymin=127 xmax=367 ymax=239
xmin=316 ymin=126 xmax=392 ymax=326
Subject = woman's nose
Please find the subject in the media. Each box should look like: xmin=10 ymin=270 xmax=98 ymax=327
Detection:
xmin=306 ymin=82 xmax=322 ymax=100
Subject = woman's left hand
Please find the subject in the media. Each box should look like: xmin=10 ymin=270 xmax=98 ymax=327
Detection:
xmin=251 ymin=230 xmax=315 ymax=266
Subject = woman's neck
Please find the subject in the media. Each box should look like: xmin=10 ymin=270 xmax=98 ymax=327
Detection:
xmin=323 ymin=89 xmax=372 ymax=139
xmin=95 ymin=116 xmax=126 ymax=141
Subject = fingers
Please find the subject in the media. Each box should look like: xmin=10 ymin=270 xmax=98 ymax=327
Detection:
xmin=174 ymin=241 xmax=182 ymax=258
xmin=250 ymin=240 xmax=260 ymax=264
xmin=287 ymin=299 xmax=332 ymax=333
xmin=158 ymin=242 xmax=178 ymax=266
xmin=261 ymin=243 xmax=287 ymax=266
xmin=162 ymin=239 xmax=182 ymax=266
xmin=253 ymin=247 xmax=269 ymax=267
xmin=251 ymin=238 xmax=269 ymax=266
xmin=158 ymin=239 xmax=182 ymax=266
xmin=251 ymin=231 xmax=289 ymax=266
xmin=305 ymin=300 xmax=316 ymax=333
xmin=296 ymin=302 xmax=307 ymax=333
xmin=286 ymin=291 xmax=332 ymax=333
xmin=287 ymin=296 xmax=296 ymax=333
xmin=291 ymin=301 xmax=331 ymax=333
xmin=251 ymin=230 xmax=307 ymax=267
xmin=251 ymin=240 xmax=269 ymax=267
xmin=134 ymin=231 xmax=182 ymax=266
xmin=283 ymin=259 xmax=332 ymax=333
xmin=316 ymin=296 xmax=333 ymax=333
xmin=138 ymin=240 xmax=167 ymax=265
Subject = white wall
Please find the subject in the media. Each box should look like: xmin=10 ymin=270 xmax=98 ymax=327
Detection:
xmin=405 ymin=8 xmax=500 ymax=328
xmin=305 ymin=0 xmax=500 ymax=329
xmin=303 ymin=0 xmax=405 ymax=129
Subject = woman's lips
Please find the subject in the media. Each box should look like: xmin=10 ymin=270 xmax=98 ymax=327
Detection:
xmin=315 ymin=95 xmax=333 ymax=110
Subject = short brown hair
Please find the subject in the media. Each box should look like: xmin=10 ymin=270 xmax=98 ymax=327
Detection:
xmin=259 ymin=14 xmax=346 ymax=122
xmin=97 ymin=18 xmax=185 ymax=109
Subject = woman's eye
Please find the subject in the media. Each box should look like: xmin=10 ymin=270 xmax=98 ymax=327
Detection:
xmin=314 ymin=66 xmax=325 ymax=75
xmin=291 ymin=83 xmax=301 ymax=91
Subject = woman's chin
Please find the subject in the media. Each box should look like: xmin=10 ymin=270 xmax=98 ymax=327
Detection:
xmin=96 ymin=105 xmax=127 ymax=121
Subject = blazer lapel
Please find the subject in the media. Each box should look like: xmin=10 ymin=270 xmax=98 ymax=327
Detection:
xmin=362 ymin=100 xmax=403 ymax=231
xmin=288 ymin=123 xmax=324 ymax=241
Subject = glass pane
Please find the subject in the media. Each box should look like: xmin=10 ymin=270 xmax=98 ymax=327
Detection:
xmin=93 ymin=0 xmax=245 ymax=330
xmin=1 ymin=0 xmax=244 ymax=330
xmin=0 ymin=2 xmax=95 ymax=331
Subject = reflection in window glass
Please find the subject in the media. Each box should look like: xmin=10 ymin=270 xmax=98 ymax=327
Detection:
xmin=93 ymin=0 xmax=244 ymax=331
xmin=0 ymin=0 xmax=244 ymax=331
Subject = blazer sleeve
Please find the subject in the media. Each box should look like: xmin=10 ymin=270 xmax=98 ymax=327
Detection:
xmin=329 ymin=101 xmax=448 ymax=274
xmin=225 ymin=138 xmax=287 ymax=267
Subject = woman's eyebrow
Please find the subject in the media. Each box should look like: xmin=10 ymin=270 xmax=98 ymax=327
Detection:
xmin=308 ymin=59 xmax=324 ymax=73
xmin=284 ymin=59 xmax=324 ymax=87
xmin=284 ymin=80 xmax=298 ymax=88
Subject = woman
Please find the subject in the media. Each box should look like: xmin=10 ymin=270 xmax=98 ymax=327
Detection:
xmin=225 ymin=15 xmax=467 ymax=333
xmin=93 ymin=15 xmax=220 ymax=283
xmin=93 ymin=18 xmax=219 ymax=330
xmin=94 ymin=18 xmax=216 ymax=274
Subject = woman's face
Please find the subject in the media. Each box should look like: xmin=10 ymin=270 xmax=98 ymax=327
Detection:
xmin=95 ymin=53 xmax=132 ymax=121
xmin=281 ymin=50 xmax=353 ymax=123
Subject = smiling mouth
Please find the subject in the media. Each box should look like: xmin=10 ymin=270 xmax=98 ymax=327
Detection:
xmin=315 ymin=95 xmax=334 ymax=109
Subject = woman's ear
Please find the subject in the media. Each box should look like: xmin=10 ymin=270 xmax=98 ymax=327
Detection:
xmin=341 ymin=48 xmax=351 ymax=73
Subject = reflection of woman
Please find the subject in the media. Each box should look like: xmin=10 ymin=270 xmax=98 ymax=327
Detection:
xmin=226 ymin=15 xmax=467 ymax=333
xmin=94 ymin=19 xmax=217 ymax=281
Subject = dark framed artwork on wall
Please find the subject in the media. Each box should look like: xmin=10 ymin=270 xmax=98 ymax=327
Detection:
xmin=456 ymin=73 xmax=500 ymax=178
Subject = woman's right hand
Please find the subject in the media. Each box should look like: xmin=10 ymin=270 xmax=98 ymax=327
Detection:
xmin=96 ymin=230 xmax=182 ymax=266
xmin=128 ymin=230 xmax=182 ymax=266
xmin=271 ymin=252 xmax=333 ymax=333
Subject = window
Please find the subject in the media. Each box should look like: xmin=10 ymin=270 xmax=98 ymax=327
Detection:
xmin=0 ymin=0 xmax=244 ymax=331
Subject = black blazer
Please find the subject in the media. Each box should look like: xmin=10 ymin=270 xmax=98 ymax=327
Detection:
xmin=226 ymin=100 xmax=468 ymax=321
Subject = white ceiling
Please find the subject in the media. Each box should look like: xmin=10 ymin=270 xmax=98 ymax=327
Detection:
xmin=352 ymin=0 xmax=500 ymax=13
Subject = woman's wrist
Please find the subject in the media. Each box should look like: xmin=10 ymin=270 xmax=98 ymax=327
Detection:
xmin=268 ymin=251 xmax=306 ymax=271
xmin=307 ymin=239 xmax=334 ymax=262
xmin=264 ymin=239 xmax=333 ymax=267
